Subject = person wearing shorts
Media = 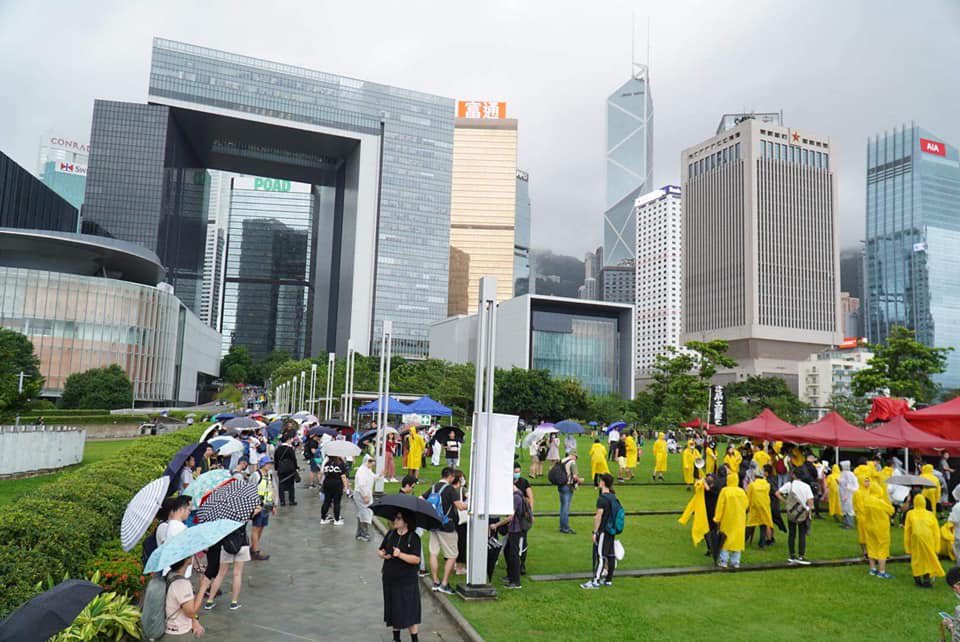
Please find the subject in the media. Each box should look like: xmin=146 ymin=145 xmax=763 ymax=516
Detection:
xmin=203 ymin=544 xmax=250 ymax=611
xmin=422 ymin=468 xmax=466 ymax=595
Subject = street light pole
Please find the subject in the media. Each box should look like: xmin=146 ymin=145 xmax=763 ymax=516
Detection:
xmin=344 ymin=340 xmax=356 ymax=429
xmin=309 ymin=363 xmax=318 ymax=416
xmin=326 ymin=352 xmax=336 ymax=419
xmin=299 ymin=371 xmax=306 ymax=412
xmin=374 ymin=320 xmax=393 ymax=496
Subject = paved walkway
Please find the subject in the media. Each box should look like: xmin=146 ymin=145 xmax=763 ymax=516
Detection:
xmin=200 ymin=486 xmax=467 ymax=642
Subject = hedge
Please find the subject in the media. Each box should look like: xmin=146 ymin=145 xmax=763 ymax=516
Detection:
xmin=20 ymin=409 xmax=113 ymax=416
xmin=17 ymin=414 xmax=154 ymax=425
xmin=0 ymin=425 xmax=205 ymax=618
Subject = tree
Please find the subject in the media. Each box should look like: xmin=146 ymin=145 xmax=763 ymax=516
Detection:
xmin=555 ymin=379 xmax=590 ymax=420
xmin=725 ymin=375 xmax=811 ymax=425
xmin=61 ymin=365 xmax=133 ymax=410
xmin=0 ymin=329 xmax=43 ymax=418
xmin=250 ymin=350 xmax=291 ymax=386
xmin=494 ymin=368 xmax=563 ymax=422
xmin=828 ymin=393 xmax=871 ymax=426
xmin=648 ymin=341 xmax=738 ymax=424
xmin=586 ymin=393 xmax=629 ymax=424
xmin=221 ymin=346 xmax=253 ymax=384
xmin=851 ymin=326 xmax=951 ymax=403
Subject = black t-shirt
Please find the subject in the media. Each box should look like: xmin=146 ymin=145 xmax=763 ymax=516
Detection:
xmin=274 ymin=445 xmax=297 ymax=473
xmin=596 ymin=492 xmax=616 ymax=533
xmin=514 ymin=476 xmax=531 ymax=498
xmin=379 ymin=529 xmax=422 ymax=584
xmin=322 ymin=462 xmax=346 ymax=490
xmin=444 ymin=439 xmax=461 ymax=459
xmin=422 ymin=482 xmax=459 ymax=532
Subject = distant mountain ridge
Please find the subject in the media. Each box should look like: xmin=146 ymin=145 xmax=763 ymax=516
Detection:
xmin=531 ymin=248 xmax=584 ymax=298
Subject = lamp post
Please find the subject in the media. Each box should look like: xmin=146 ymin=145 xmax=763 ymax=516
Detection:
xmin=344 ymin=339 xmax=356 ymax=429
xmin=299 ymin=371 xmax=306 ymax=412
xmin=461 ymin=277 xmax=498 ymax=598
xmin=325 ymin=352 xmax=336 ymax=419
xmin=374 ymin=320 xmax=393 ymax=496
xmin=309 ymin=363 xmax=318 ymax=416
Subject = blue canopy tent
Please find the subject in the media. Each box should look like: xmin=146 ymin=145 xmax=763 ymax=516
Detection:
xmin=357 ymin=396 xmax=412 ymax=415
xmin=406 ymin=396 xmax=453 ymax=417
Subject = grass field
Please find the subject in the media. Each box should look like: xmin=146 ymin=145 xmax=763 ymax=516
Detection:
xmin=380 ymin=431 xmax=954 ymax=641
xmin=0 ymin=439 xmax=132 ymax=506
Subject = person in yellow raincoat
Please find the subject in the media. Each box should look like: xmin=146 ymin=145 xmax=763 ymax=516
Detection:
xmin=939 ymin=521 xmax=956 ymax=562
xmin=789 ymin=446 xmax=805 ymax=470
xmin=853 ymin=457 xmax=875 ymax=490
xmin=752 ymin=444 xmax=771 ymax=470
xmin=679 ymin=478 xmax=710 ymax=547
xmin=652 ymin=432 xmax=668 ymax=481
xmin=904 ymin=493 xmax=946 ymax=587
xmin=681 ymin=440 xmax=701 ymax=489
xmin=589 ymin=439 xmax=609 ymax=486
xmin=745 ymin=468 xmax=773 ymax=548
xmin=826 ymin=465 xmax=842 ymax=522
xmin=861 ymin=477 xmax=895 ymax=578
xmin=404 ymin=427 xmax=425 ymax=480
xmin=705 ymin=441 xmax=717 ymax=475
xmin=622 ymin=431 xmax=638 ymax=481
xmin=853 ymin=478 xmax=870 ymax=558
xmin=723 ymin=445 xmax=741 ymax=476
xmin=920 ymin=463 xmax=941 ymax=514
xmin=714 ymin=475 xmax=748 ymax=568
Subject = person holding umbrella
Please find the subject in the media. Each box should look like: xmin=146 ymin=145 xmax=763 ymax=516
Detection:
xmin=377 ymin=508 xmax=423 ymax=642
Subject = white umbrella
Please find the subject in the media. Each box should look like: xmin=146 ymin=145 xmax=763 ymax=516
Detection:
xmin=209 ymin=436 xmax=244 ymax=456
xmin=323 ymin=440 xmax=361 ymax=458
xmin=120 ymin=476 xmax=170 ymax=552
xmin=522 ymin=426 xmax=559 ymax=449
xmin=198 ymin=422 xmax=222 ymax=443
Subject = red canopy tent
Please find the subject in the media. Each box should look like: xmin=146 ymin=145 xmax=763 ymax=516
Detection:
xmin=868 ymin=415 xmax=958 ymax=450
xmin=680 ymin=418 xmax=715 ymax=429
xmin=778 ymin=411 xmax=901 ymax=449
xmin=864 ymin=397 xmax=911 ymax=424
xmin=904 ymin=397 xmax=960 ymax=440
xmin=706 ymin=408 xmax=796 ymax=441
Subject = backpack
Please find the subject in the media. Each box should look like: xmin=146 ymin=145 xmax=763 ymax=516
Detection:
xmin=426 ymin=482 xmax=452 ymax=528
xmin=604 ymin=494 xmax=625 ymax=536
xmin=785 ymin=482 xmax=809 ymax=523
xmin=141 ymin=531 xmax=158 ymax=570
xmin=222 ymin=524 xmax=248 ymax=555
xmin=548 ymin=460 xmax=569 ymax=486
xmin=774 ymin=456 xmax=788 ymax=475
xmin=141 ymin=572 xmax=185 ymax=641
xmin=515 ymin=490 xmax=534 ymax=531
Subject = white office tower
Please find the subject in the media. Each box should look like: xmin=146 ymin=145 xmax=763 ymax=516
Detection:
xmin=635 ymin=186 xmax=682 ymax=377
xmin=200 ymin=170 xmax=232 ymax=329
xmin=681 ymin=114 xmax=841 ymax=392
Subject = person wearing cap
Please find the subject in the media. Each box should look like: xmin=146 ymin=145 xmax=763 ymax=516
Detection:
xmin=558 ymin=448 xmax=583 ymax=534
xmin=355 ymin=454 xmax=377 ymax=542
xmin=231 ymin=456 xmax=250 ymax=481
xmin=249 ymin=455 xmax=278 ymax=561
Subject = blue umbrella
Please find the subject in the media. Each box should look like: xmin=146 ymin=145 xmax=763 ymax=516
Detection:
xmin=588 ymin=421 xmax=598 ymax=426
xmin=308 ymin=426 xmax=338 ymax=438
xmin=163 ymin=443 xmax=206 ymax=492
xmin=555 ymin=420 xmax=584 ymax=434
xmin=212 ymin=413 xmax=236 ymax=422
xmin=266 ymin=420 xmax=284 ymax=439
xmin=606 ymin=421 xmax=627 ymax=432
xmin=182 ymin=470 xmax=232 ymax=508
xmin=144 ymin=519 xmax=244 ymax=574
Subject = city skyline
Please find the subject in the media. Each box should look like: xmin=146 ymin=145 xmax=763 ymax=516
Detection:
xmin=0 ymin=1 xmax=958 ymax=259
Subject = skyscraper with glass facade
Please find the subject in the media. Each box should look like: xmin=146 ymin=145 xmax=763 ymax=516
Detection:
xmin=83 ymin=38 xmax=455 ymax=358
xmin=514 ymin=169 xmax=531 ymax=296
xmin=603 ymin=64 xmax=653 ymax=267
xmin=865 ymin=124 xmax=960 ymax=388
xmin=37 ymin=134 xmax=89 ymax=211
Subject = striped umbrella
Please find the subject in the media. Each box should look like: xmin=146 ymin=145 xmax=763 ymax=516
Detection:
xmin=120 ymin=476 xmax=170 ymax=552
xmin=195 ymin=480 xmax=261 ymax=523
xmin=143 ymin=519 xmax=243 ymax=574
xmin=208 ymin=436 xmax=244 ymax=456
xmin=182 ymin=470 xmax=231 ymax=509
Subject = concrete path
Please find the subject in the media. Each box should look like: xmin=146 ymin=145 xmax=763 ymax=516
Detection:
xmin=200 ymin=486 xmax=467 ymax=642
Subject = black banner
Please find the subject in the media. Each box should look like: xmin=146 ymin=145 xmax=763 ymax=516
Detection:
xmin=709 ymin=385 xmax=726 ymax=426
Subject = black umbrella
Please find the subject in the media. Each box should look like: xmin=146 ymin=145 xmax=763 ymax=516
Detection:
xmin=0 ymin=579 xmax=102 ymax=642
xmin=372 ymin=494 xmax=443 ymax=531
xmin=308 ymin=426 xmax=338 ymax=438
xmin=163 ymin=443 xmax=207 ymax=494
xmin=318 ymin=418 xmax=351 ymax=429
xmin=195 ymin=480 xmax=261 ymax=523
xmin=435 ymin=427 xmax=465 ymax=442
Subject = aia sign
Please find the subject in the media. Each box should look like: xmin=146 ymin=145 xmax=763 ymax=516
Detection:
xmin=920 ymin=138 xmax=946 ymax=157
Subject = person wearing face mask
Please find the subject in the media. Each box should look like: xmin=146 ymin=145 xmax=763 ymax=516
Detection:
xmin=378 ymin=510 xmax=422 ymax=642
xmin=165 ymin=557 xmax=204 ymax=638
xmin=512 ymin=462 xmax=534 ymax=575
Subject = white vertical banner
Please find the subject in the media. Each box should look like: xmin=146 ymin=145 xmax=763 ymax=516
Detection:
xmin=471 ymin=412 xmax=519 ymax=515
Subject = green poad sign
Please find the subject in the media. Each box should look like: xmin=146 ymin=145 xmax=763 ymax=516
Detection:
xmin=254 ymin=177 xmax=292 ymax=192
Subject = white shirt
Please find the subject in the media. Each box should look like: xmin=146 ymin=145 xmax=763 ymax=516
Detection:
xmin=156 ymin=519 xmax=187 ymax=545
xmin=779 ymin=479 xmax=814 ymax=507
xmin=608 ymin=429 xmax=620 ymax=443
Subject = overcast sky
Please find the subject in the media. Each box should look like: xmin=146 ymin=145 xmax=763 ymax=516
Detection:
xmin=1 ymin=0 xmax=958 ymax=257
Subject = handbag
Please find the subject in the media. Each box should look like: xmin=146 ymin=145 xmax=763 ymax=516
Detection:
xmin=222 ymin=525 xmax=248 ymax=555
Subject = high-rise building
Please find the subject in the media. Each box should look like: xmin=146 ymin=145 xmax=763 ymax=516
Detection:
xmin=603 ymin=64 xmax=653 ymax=266
xmin=1 ymin=150 xmax=78 ymax=232
xmin=514 ymin=169 xmax=531 ymax=296
xmin=798 ymin=342 xmax=873 ymax=414
xmin=83 ymin=38 xmax=455 ymax=359
xmin=579 ymin=246 xmax=603 ymax=300
xmin=865 ymin=124 xmax=960 ymax=387
xmin=840 ymin=292 xmax=861 ymax=337
xmin=634 ymin=185 xmax=682 ymax=376
xmin=681 ymin=115 xmax=841 ymax=391
xmin=600 ymin=262 xmax=635 ymax=303
xmin=447 ymin=101 xmax=517 ymax=316
xmin=199 ymin=170 xmax=232 ymax=330
xmin=37 ymin=134 xmax=89 ymax=211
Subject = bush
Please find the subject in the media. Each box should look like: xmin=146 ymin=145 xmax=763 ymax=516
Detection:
xmin=86 ymin=540 xmax=147 ymax=602
xmin=61 ymin=365 xmax=133 ymax=410
xmin=49 ymin=572 xmax=141 ymax=642
xmin=0 ymin=425 xmax=206 ymax=618
xmin=18 ymin=414 xmax=153 ymax=425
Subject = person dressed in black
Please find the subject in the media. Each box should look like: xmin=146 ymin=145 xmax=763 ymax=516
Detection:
xmin=766 ymin=464 xmax=786 ymax=540
xmin=274 ymin=432 xmax=299 ymax=506
xmin=303 ymin=433 xmax=321 ymax=489
xmin=513 ymin=461 xmax=534 ymax=575
xmin=581 ymin=473 xmax=619 ymax=589
xmin=320 ymin=455 xmax=350 ymax=525
xmin=378 ymin=509 xmax=422 ymax=642
xmin=703 ymin=473 xmax=720 ymax=558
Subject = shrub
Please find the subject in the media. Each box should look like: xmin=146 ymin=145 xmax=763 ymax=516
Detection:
xmin=49 ymin=572 xmax=141 ymax=642
xmin=61 ymin=365 xmax=133 ymax=410
xmin=86 ymin=540 xmax=147 ymax=601
xmin=0 ymin=547 xmax=66 ymax=618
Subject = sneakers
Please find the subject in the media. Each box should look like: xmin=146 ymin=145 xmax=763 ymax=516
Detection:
xmin=869 ymin=568 xmax=878 ymax=576
xmin=601 ymin=580 xmax=613 ymax=586
xmin=731 ymin=564 xmax=740 ymax=569
xmin=503 ymin=582 xmax=522 ymax=589
xmin=795 ymin=557 xmax=811 ymax=566
xmin=334 ymin=519 xmax=345 ymax=526
xmin=877 ymin=572 xmax=894 ymax=579
xmin=251 ymin=550 xmax=270 ymax=561
xmin=559 ymin=528 xmax=576 ymax=535
xmin=320 ymin=517 xmax=334 ymax=525
xmin=203 ymin=600 xmax=216 ymax=611
xmin=436 ymin=584 xmax=455 ymax=595
xmin=718 ymin=561 xmax=728 ymax=569
xmin=418 ymin=570 xmax=430 ymax=578
xmin=431 ymin=582 xmax=441 ymax=592
xmin=580 ymin=580 xmax=600 ymax=590
xmin=229 ymin=601 xmax=242 ymax=610
xmin=787 ymin=558 xmax=797 ymax=565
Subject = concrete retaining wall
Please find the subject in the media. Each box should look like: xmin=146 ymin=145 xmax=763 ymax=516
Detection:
xmin=0 ymin=425 xmax=85 ymax=476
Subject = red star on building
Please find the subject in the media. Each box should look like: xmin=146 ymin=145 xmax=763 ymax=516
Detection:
xmin=792 ymin=132 xmax=800 ymax=142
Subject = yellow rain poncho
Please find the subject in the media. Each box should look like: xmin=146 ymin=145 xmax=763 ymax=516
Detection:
xmin=862 ymin=484 xmax=895 ymax=560
xmin=653 ymin=433 xmax=668 ymax=473
xmin=745 ymin=477 xmax=773 ymax=528
xmin=826 ymin=466 xmax=842 ymax=518
xmin=789 ymin=447 xmax=804 ymax=468
xmin=853 ymin=484 xmax=869 ymax=545
xmin=624 ymin=435 xmax=638 ymax=468
xmin=681 ymin=441 xmax=700 ymax=485
xmin=589 ymin=442 xmax=610 ymax=478
xmin=752 ymin=448 xmax=771 ymax=470
xmin=705 ymin=446 xmax=717 ymax=475
xmin=920 ymin=464 xmax=941 ymax=511
xmin=940 ymin=522 xmax=956 ymax=561
xmin=854 ymin=461 xmax=874 ymax=490
xmin=404 ymin=427 xmax=424 ymax=470
xmin=714 ymin=475 xmax=748 ymax=552
xmin=723 ymin=449 xmax=741 ymax=475
xmin=678 ymin=479 xmax=710 ymax=545
xmin=904 ymin=493 xmax=946 ymax=578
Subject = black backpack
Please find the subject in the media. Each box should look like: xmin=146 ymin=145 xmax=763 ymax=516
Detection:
xmin=515 ymin=490 xmax=534 ymax=531
xmin=548 ymin=460 xmax=569 ymax=486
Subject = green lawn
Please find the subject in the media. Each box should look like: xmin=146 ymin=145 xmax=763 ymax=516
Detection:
xmin=0 ymin=439 xmax=132 ymax=506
